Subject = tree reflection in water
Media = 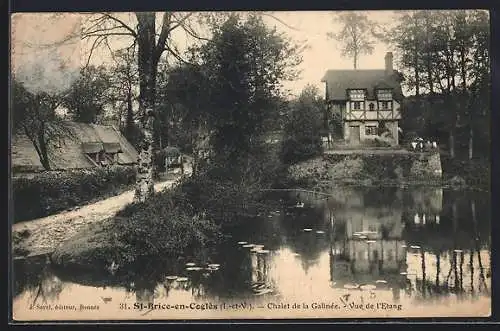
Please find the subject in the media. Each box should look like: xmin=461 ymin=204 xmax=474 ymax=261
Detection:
xmin=13 ymin=186 xmax=490 ymax=310
xmin=13 ymin=255 xmax=65 ymax=306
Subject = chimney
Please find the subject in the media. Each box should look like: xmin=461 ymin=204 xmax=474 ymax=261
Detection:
xmin=385 ymin=52 xmax=393 ymax=76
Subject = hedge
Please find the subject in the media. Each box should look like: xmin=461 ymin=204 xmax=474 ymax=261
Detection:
xmin=12 ymin=166 xmax=136 ymax=223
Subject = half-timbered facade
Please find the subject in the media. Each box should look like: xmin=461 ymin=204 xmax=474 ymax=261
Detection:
xmin=321 ymin=52 xmax=404 ymax=146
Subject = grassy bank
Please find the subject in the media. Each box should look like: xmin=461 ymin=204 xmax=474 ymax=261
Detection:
xmin=51 ymin=156 xmax=285 ymax=271
xmin=12 ymin=166 xmax=137 ymax=223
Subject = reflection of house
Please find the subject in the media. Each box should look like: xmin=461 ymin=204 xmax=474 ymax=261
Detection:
xmin=12 ymin=121 xmax=138 ymax=172
xmin=330 ymin=215 xmax=407 ymax=288
xmin=321 ymin=52 xmax=404 ymax=146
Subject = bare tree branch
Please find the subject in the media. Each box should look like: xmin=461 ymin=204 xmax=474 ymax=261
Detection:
xmin=101 ymin=13 xmax=137 ymax=38
xmin=154 ymin=12 xmax=173 ymax=64
xmin=84 ymin=35 xmax=106 ymax=69
xmin=259 ymin=12 xmax=301 ymax=32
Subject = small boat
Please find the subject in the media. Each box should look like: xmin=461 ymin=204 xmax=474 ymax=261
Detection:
xmin=176 ymin=277 xmax=189 ymax=282
xmin=237 ymin=241 xmax=248 ymax=245
xmin=257 ymin=250 xmax=270 ymax=255
xmin=410 ymin=245 xmax=421 ymax=249
xmin=295 ymin=202 xmax=305 ymax=208
xmin=165 ymin=276 xmax=178 ymax=281
xmin=186 ymin=267 xmax=203 ymax=271
xmin=185 ymin=262 xmax=196 ymax=267
xmin=316 ymin=230 xmax=325 ymax=234
xmin=242 ymin=244 xmax=255 ymax=248
xmin=303 ymin=228 xmax=313 ymax=232
xmin=375 ymin=280 xmax=388 ymax=284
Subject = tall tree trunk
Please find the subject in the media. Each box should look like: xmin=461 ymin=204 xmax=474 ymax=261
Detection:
xmin=468 ymin=125 xmax=473 ymax=160
xmin=414 ymin=45 xmax=420 ymax=97
xmin=125 ymin=87 xmax=134 ymax=138
xmin=134 ymin=13 xmax=158 ymax=203
xmin=37 ymin=132 xmax=51 ymax=170
xmin=449 ymin=129 xmax=455 ymax=159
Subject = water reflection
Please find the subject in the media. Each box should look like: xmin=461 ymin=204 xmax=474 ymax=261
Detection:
xmin=13 ymin=186 xmax=491 ymax=317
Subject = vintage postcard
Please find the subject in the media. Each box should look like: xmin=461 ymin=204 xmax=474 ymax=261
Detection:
xmin=10 ymin=10 xmax=491 ymax=321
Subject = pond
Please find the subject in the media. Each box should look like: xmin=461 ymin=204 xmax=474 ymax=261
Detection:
xmin=12 ymin=186 xmax=491 ymax=320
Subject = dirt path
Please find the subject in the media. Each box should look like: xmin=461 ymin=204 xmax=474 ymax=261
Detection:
xmin=12 ymin=170 xmax=190 ymax=258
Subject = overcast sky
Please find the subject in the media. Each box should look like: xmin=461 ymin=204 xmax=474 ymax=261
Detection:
xmin=11 ymin=11 xmax=401 ymax=96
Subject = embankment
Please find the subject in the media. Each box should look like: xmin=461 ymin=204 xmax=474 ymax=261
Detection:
xmin=287 ymin=151 xmax=455 ymax=188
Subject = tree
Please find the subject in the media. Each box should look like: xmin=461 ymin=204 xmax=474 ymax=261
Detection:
xmin=390 ymin=10 xmax=490 ymax=160
xmin=107 ymin=47 xmax=142 ymax=149
xmin=327 ymin=12 xmax=380 ymax=69
xmin=12 ymin=50 xmax=79 ymax=170
xmin=282 ymin=85 xmax=324 ymax=164
xmin=196 ymin=14 xmax=303 ymax=170
xmin=81 ymin=12 xmax=210 ymax=202
xmin=63 ymin=65 xmax=112 ymax=123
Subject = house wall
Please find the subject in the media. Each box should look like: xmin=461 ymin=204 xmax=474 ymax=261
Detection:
xmin=340 ymin=99 xmax=401 ymax=146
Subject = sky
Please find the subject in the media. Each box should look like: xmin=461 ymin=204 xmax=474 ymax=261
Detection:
xmin=11 ymin=11 xmax=402 ymax=97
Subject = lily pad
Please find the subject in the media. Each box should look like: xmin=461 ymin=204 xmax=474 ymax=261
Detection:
xmin=343 ymin=284 xmax=359 ymax=290
xmin=360 ymin=284 xmax=377 ymax=291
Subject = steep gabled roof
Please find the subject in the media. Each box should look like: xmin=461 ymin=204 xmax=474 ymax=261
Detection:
xmin=12 ymin=121 xmax=139 ymax=172
xmin=321 ymin=69 xmax=404 ymax=101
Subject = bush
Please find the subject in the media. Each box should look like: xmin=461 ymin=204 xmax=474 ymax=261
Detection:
xmin=281 ymin=137 xmax=323 ymax=165
xmin=113 ymin=191 xmax=221 ymax=259
xmin=12 ymin=166 xmax=136 ymax=222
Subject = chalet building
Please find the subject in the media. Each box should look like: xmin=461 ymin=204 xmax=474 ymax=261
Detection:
xmin=321 ymin=52 xmax=404 ymax=146
xmin=12 ymin=121 xmax=138 ymax=172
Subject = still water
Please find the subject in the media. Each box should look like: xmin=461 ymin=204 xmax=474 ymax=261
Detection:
xmin=13 ymin=186 xmax=491 ymax=320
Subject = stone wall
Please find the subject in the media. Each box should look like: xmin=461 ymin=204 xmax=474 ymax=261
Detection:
xmin=288 ymin=151 xmax=443 ymax=185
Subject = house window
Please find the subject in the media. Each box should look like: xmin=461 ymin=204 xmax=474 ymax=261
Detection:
xmin=381 ymin=101 xmax=392 ymax=110
xmin=377 ymin=89 xmax=393 ymax=100
xmin=349 ymin=89 xmax=366 ymax=101
xmin=365 ymin=126 xmax=378 ymax=135
xmin=352 ymin=101 xmax=363 ymax=110
xmin=369 ymin=103 xmax=375 ymax=111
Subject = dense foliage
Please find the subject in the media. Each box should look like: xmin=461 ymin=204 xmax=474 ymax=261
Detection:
xmin=281 ymin=85 xmax=324 ymax=164
xmin=390 ymin=10 xmax=490 ymax=161
xmin=12 ymin=166 xmax=136 ymax=222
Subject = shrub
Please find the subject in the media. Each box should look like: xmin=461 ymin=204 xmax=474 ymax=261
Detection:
xmin=281 ymin=137 xmax=323 ymax=165
xmin=12 ymin=166 xmax=136 ymax=222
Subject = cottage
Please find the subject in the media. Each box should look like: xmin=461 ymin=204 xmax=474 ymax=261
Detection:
xmin=12 ymin=121 xmax=139 ymax=172
xmin=321 ymin=52 xmax=404 ymax=147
